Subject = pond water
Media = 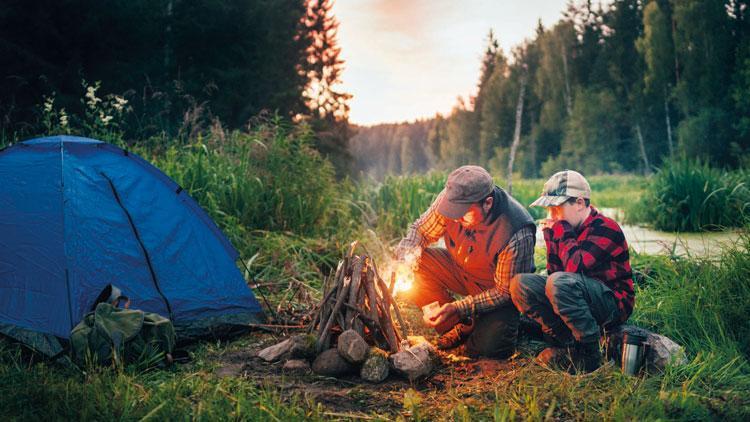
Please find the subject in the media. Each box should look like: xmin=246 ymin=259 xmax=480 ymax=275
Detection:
xmin=534 ymin=208 xmax=743 ymax=258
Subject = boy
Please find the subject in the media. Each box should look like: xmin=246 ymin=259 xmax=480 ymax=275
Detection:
xmin=509 ymin=170 xmax=634 ymax=372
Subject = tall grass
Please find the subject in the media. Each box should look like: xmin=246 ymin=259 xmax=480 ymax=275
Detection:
xmin=361 ymin=172 xmax=647 ymax=240
xmin=141 ymin=122 xmax=338 ymax=238
xmin=633 ymin=159 xmax=750 ymax=231
xmin=0 ymin=341 xmax=326 ymax=420
xmin=630 ymin=236 xmax=750 ymax=357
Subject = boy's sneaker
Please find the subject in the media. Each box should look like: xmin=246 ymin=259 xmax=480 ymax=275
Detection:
xmin=436 ymin=320 xmax=474 ymax=350
xmin=575 ymin=341 xmax=602 ymax=373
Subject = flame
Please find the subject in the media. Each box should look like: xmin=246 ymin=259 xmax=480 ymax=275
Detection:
xmin=391 ymin=264 xmax=414 ymax=295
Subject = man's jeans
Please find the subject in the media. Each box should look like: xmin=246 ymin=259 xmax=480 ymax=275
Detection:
xmin=402 ymin=247 xmax=519 ymax=358
xmin=509 ymin=272 xmax=620 ymax=345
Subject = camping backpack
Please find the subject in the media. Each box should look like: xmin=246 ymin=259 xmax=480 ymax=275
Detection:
xmin=70 ymin=288 xmax=176 ymax=366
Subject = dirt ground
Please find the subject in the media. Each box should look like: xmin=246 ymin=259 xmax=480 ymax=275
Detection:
xmin=207 ymin=302 xmax=546 ymax=418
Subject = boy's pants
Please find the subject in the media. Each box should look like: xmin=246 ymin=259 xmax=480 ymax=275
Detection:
xmin=509 ymin=272 xmax=620 ymax=345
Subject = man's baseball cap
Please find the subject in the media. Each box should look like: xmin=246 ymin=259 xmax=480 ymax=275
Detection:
xmin=437 ymin=165 xmax=494 ymax=219
xmin=530 ymin=170 xmax=591 ymax=207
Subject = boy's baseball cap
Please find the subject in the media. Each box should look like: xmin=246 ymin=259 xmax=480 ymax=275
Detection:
xmin=437 ymin=165 xmax=494 ymax=219
xmin=530 ymin=170 xmax=591 ymax=207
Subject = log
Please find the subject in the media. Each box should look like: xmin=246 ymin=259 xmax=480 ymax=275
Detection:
xmin=317 ymin=268 xmax=352 ymax=353
xmin=257 ymin=338 xmax=293 ymax=362
xmin=360 ymin=347 xmax=389 ymax=383
xmin=343 ymin=258 xmax=364 ymax=331
xmin=389 ymin=341 xmax=436 ymax=381
xmin=337 ymin=329 xmax=368 ymax=364
xmin=314 ymin=260 xmax=344 ymax=336
xmin=378 ymin=272 xmax=408 ymax=342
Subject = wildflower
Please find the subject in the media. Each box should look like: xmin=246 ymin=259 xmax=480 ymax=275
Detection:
xmin=86 ymin=85 xmax=101 ymax=108
xmin=112 ymin=95 xmax=128 ymax=113
xmin=59 ymin=109 xmax=69 ymax=128
xmin=43 ymin=96 xmax=54 ymax=113
xmin=99 ymin=111 xmax=113 ymax=125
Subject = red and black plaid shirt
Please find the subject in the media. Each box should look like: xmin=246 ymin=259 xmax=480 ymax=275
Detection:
xmin=544 ymin=207 xmax=634 ymax=322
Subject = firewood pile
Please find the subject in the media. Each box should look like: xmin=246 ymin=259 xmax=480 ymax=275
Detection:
xmin=312 ymin=246 xmax=407 ymax=354
xmin=256 ymin=243 xmax=437 ymax=383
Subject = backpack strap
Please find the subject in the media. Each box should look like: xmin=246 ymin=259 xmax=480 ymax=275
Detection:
xmin=112 ymin=295 xmax=131 ymax=309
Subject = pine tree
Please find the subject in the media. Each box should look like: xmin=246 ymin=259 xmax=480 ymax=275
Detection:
xmin=302 ymin=0 xmax=353 ymax=176
xmin=303 ymin=0 xmax=351 ymax=121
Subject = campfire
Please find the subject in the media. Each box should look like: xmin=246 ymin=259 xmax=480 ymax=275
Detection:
xmin=256 ymin=243 xmax=436 ymax=383
xmin=312 ymin=242 xmax=408 ymax=354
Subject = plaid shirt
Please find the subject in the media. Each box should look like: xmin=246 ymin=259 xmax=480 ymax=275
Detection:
xmin=544 ymin=206 xmax=635 ymax=322
xmin=396 ymin=190 xmax=536 ymax=318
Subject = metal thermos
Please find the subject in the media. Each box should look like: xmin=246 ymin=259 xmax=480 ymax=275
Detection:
xmin=621 ymin=332 xmax=647 ymax=375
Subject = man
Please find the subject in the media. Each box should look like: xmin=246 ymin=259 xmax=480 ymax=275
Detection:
xmin=509 ymin=170 xmax=634 ymax=373
xmin=395 ymin=165 xmax=536 ymax=358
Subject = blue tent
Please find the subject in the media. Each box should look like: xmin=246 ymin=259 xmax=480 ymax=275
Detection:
xmin=0 ymin=136 xmax=263 ymax=354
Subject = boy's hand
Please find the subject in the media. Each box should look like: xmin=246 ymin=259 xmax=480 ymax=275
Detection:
xmin=540 ymin=218 xmax=557 ymax=231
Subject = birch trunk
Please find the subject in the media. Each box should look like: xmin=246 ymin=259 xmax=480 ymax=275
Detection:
xmin=635 ymin=123 xmax=651 ymax=175
xmin=507 ymin=65 xmax=528 ymax=195
xmin=561 ymin=44 xmax=572 ymax=116
xmin=664 ymin=90 xmax=674 ymax=158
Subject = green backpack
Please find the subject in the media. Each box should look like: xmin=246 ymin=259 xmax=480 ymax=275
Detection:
xmin=70 ymin=301 xmax=176 ymax=366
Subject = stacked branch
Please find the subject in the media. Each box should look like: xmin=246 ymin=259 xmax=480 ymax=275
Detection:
xmin=311 ymin=246 xmax=407 ymax=354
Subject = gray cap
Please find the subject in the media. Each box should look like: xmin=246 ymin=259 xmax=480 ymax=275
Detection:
xmin=530 ymin=170 xmax=591 ymax=207
xmin=437 ymin=165 xmax=494 ymax=219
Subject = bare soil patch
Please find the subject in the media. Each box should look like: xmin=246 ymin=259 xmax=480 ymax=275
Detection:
xmin=207 ymin=302 xmax=544 ymax=418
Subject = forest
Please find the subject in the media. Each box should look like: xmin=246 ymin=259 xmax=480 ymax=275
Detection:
xmin=351 ymin=0 xmax=750 ymax=180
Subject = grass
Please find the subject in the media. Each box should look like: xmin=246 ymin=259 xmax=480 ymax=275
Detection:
xmin=361 ymin=172 xmax=649 ymax=241
xmin=633 ymin=159 xmax=750 ymax=231
xmin=2 ymin=106 xmax=749 ymax=419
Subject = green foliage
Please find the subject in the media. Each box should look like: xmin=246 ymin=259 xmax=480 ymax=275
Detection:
xmin=0 ymin=341 xmax=325 ymax=421
xmin=358 ymin=172 xmax=446 ymax=240
xmin=677 ymin=107 xmax=734 ymax=165
xmin=1 ymin=0 xmax=314 ymax=138
xmin=635 ymin=159 xmax=750 ymax=231
xmin=144 ymin=122 xmax=338 ymax=238
xmin=630 ymin=238 xmax=750 ymax=359
xmin=360 ymin=172 xmax=647 ymax=239
xmin=561 ymin=87 xmax=632 ymax=174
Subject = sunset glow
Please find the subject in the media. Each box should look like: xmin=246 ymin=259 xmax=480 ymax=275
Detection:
xmin=333 ymin=0 xmax=569 ymax=125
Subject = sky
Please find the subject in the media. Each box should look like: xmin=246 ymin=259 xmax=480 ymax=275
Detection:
xmin=333 ymin=0 xmax=570 ymax=126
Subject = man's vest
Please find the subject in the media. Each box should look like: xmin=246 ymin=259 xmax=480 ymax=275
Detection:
xmin=443 ymin=186 xmax=535 ymax=281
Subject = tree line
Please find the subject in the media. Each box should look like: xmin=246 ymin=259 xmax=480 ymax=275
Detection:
xmin=0 ymin=0 xmax=351 ymax=173
xmin=350 ymin=0 xmax=750 ymax=180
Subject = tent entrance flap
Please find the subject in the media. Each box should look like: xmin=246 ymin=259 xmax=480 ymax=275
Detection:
xmin=101 ymin=172 xmax=174 ymax=320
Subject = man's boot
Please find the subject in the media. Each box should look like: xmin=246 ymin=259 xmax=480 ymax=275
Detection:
xmin=436 ymin=319 xmax=474 ymax=350
xmin=536 ymin=341 xmax=601 ymax=373
xmin=574 ymin=341 xmax=601 ymax=373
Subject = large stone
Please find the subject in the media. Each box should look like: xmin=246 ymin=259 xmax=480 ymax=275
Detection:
xmin=312 ymin=348 xmax=356 ymax=377
xmin=360 ymin=347 xmax=389 ymax=383
xmin=283 ymin=359 xmax=311 ymax=374
xmin=289 ymin=334 xmax=317 ymax=359
xmin=606 ymin=325 xmax=687 ymax=371
xmin=337 ymin=329 xmax=368 ymax=364
xmin=389 ymin=340 xmax=435 ymax=381
xmin=257 ymin=338 xmax=293 ymax=362
xmin=257 ymin=334 xmax=317 ymax=362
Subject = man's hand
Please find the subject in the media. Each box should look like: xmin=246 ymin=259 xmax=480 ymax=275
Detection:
xmin=424 ymin=302 xmax=458 ymax=328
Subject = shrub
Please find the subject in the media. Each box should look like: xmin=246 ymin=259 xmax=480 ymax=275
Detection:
xmin=144 ymin=120 xmax=338 ymax=238
xmin=634 ymin=159 xmax=750 ymax=231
